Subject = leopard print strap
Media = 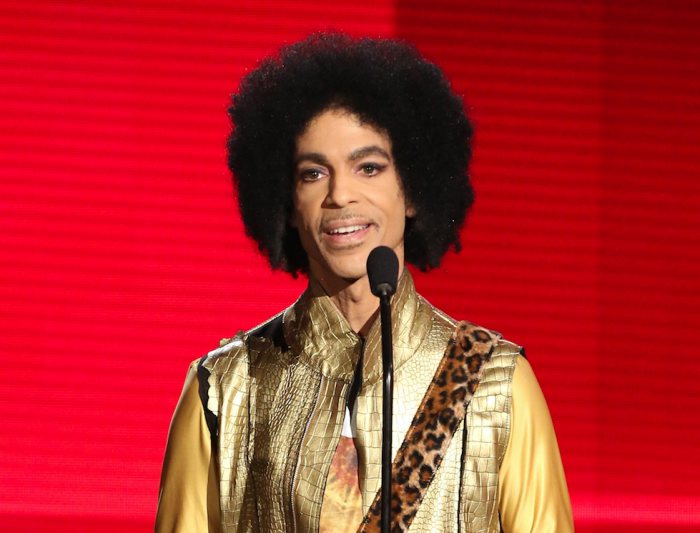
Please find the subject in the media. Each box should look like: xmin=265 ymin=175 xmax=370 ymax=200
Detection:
xmin=357 ymin=321 xmax=497 ymax=533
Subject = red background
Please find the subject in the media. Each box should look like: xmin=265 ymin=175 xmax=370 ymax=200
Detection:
xmin=1 ymin=1 xmax=699 ymax=532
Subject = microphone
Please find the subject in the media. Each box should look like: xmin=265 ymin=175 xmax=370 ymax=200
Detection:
xmin=367 ymin=246 xmax=399 ymax=298
xmin=366 ymin=245 xmax=398 ymax=533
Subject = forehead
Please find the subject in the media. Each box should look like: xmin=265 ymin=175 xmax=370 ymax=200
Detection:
xmin=295 ymin=108 xmax=392 ymax=157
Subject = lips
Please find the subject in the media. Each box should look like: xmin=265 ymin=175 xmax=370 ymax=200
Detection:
xmin=321 ymin=219 xmax=373 ymax=245
xmin=327 ymin=224 xmax=370 ymax=236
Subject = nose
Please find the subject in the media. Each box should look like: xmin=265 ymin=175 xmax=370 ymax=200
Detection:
xmin=324 ymin=170 xmax=357 ymax=208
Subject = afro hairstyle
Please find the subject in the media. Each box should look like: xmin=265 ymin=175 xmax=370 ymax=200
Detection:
xmin=227 ymin=32 xmax=474 ymax=276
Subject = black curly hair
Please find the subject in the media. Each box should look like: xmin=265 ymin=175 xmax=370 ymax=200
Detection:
xmin=227 ymin=32 xmax=474 ymax=275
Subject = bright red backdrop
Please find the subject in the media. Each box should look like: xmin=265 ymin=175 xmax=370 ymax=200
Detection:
xmin=1 ymin=1 xmax=699 ymax=532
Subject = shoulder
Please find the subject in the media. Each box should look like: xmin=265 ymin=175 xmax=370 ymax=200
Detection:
xmin=198 ymin=309 xmax=289 ymax=374
xmin=195 ymin=310 xmax=288 ymax=419
xmin=472 ymin=335 xmax=521 ymax=410
xmin=489 ymin=336 xmax=523 ymax=375
xmin=422 ymin=296 xmax=522 ymax=388
xmin=430 ymin=304 xmax=458 ymax=334
xmin=198 ymin=330 xmax=249 ymax=374
xmin=426 ymin=298 xmax=523 ymax=394
xmin=425 ymin=296 xmax=522 ymax=361
xmin=510 ymin=355 xmax=551 ymax=422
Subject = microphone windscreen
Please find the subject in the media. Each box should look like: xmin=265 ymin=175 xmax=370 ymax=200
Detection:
xmin=367 ymin=246 xmax=399 ymax=297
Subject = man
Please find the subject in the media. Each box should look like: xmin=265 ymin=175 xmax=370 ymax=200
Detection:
xmin=155 ymin=33 xmax=574 ymax=533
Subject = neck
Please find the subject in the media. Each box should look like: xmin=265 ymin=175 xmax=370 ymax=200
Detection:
xmin=330 ymin=277 xmax=378 ymax=337
xmin=311 ymin=265 xmax=404 ymax=337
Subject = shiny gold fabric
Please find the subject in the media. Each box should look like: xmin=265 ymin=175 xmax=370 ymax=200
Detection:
xmin=155 ymin=271 xmax=574 ymax=533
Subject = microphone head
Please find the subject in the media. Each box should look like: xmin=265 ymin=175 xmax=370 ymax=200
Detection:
xmin=367 ymin=246 xmax=399 ymax=297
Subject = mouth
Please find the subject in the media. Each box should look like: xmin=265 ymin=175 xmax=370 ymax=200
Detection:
xmin=322 ymin=221 xmax=373 ymax=245
xmin=326 ymin=224 xmax=370 ymax=236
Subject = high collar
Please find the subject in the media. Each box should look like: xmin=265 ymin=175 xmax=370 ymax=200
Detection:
xmin=282 ymin=270 xmax=433 ymax=385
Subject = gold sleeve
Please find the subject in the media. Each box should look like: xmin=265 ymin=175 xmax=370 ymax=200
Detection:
xmin=498 ymin=356 xmax=575 ymax=532
xmin=155 ymin=361 xmax=220 ymax=533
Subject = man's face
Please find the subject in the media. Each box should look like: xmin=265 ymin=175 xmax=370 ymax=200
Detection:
xmin=292 ymin=108 xmax=414 ymax=286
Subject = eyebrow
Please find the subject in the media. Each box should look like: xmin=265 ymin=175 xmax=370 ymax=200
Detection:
xmin=295 ymin=152 xmax=330 ymax=166
xmin=295 ymin=145 xmax=392 ymax=166
xmin=348 ymin=145 xmax=391 ymax=162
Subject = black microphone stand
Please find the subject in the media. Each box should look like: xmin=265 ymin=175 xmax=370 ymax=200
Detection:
xmin=378 ymin=286 xmax=393 ymax=533
xmin=366 ymin=245 xmax=398 ymax=533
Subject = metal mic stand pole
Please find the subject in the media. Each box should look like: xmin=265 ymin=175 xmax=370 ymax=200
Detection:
xmin=379 ymin=289 xmax=393 ymax=533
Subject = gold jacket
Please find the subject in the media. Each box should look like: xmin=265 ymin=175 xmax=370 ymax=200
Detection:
xmin=155 ymin=272 xmax=574 ymax=532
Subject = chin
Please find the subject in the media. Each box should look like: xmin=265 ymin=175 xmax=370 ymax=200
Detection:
xmin=331 ymin=262 xmax=368 ymax=282
xmin=317 ymin=254 xmax=369 ymax=284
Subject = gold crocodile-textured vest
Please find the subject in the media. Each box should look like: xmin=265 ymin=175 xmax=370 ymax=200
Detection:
xmin=201 ymin=271 xmax=519 ymax=533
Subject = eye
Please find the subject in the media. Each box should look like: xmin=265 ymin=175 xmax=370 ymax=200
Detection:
xmin=358 ymin=163 xmax=385 ymax=176
xmin=299 ymin=167 xmax=327 ymax=182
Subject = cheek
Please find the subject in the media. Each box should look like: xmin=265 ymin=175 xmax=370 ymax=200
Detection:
xmin=292 ymin=186 xmax=323 ymax=227
xmin=393 ymin=194 xmax=411 ymax=223
xmin=291 ymin=200 xmax=317 ymax=234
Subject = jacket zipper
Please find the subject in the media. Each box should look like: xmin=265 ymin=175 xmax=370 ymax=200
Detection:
xmin=290 ymin=374 xmax=324 ymax=533
xmin=289 ymin=339 xmax=364 ymax=532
